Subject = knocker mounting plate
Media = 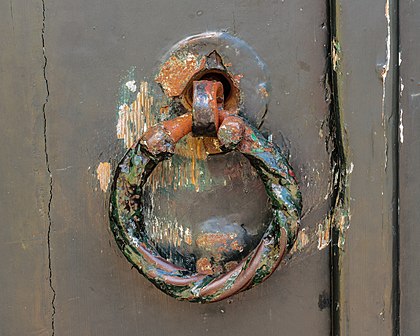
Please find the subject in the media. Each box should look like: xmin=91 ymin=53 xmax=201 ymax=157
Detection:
xmin=110 ymin=32 xmax=302 ymax=303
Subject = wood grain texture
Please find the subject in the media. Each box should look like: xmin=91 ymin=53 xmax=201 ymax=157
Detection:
xmin=0 ymin=1 xmax=53 ymax=335
xmin=332 ymin=0 xmax=399 ymax=334
xmin=399 ymin=0 xmax=420 ymax=333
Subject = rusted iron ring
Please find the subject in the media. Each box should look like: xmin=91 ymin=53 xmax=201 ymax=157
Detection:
xmin=109 ymin=107 xmax=302 ymax=302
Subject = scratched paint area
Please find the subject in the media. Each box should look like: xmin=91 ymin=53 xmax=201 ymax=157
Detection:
xmin=117 ymin=79 xmax=156 ymax=149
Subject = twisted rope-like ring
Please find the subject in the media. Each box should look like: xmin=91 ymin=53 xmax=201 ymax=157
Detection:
xmin=109 ymin=108 xmax=301 ymax=302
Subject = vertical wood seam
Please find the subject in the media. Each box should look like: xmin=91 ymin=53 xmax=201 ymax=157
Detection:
xmin=391 ymin=0 xmax=400 ymax=334
xmin=329 ymin=0 xmax=401 ymax=334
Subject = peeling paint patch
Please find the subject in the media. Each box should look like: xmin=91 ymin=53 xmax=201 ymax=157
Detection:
xmin=400 ymin=76 xmax=405 ymax=143
xmin=117 ymin=81 xmax=154 ymax=148
xmin=381 ymin=0 xmax=391 ymax=170
xmin=335 ymin=209 xmax=350 ymax=248
xmin=384 ymin=0 xmax=391 ymax=78
xmin=290 ymin=228 xmax=309 ymax=253
xmin=97 ymin=162 xmax=111 ymax=192
xmin=346 ymin=162 xmax=354 ymax=175
xmin=317 ymin=220 xmax=330 ymax=250
xmin=332 ymin=38 xmax=341 ymax=72
xmin=400 ymin=108 xmax=404 ymax=144
xmin=329 ymin=170 xmax=351 ymax=251
xmin=125 ymin=80 xmax=137 ymax=92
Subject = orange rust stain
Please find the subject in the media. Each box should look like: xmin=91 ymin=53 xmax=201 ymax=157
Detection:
xmin=117 ymin=81 xmax=154 ymax=149
xmin=196 ymin=232 xmax=238 ymax=253
xmin=155 ymin=53 xmax=206 ymax=97
xmin=120 ymin=79 xmax=221 ymax=194
xmin=163 ymin=114 xmax=193 ymax=144
xmin=160 ymin=105 xmax=169 ymax=115
xmin=259 ymin=86 xmax=269 ymax=98
xmin=202 ymin=136 xmax=223 ymax=154
xmin=148 ymin=134 xmax=209 ymax=193
xmin=230 ymin=240 xmax=244 ymax=252
xmin=174 ymin=134 xmax=207 ymax=160
xmin=96 ymin=162 xmax=111 ymax=192
xmin=196 ymin=258 xmax=213 ymax=275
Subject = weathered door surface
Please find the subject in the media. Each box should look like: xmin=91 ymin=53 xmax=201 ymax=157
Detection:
xmin=0 ymin=0 xmax=415 ymax=335
xmin=399 ymin=0 xmax=420 ymax=334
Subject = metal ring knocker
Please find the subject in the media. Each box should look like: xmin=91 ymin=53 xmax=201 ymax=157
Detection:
xmin=110 ymin=80 xmax=301 ymax=303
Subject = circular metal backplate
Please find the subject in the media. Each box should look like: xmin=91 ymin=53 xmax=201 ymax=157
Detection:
xmin=155 ymin=32 xmax=270 ymax=127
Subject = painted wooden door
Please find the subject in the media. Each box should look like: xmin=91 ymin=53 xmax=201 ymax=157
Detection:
xmin=0 ymin=0 xmax=413 ymax=335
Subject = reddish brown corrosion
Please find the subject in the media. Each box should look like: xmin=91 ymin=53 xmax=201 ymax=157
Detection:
xmin=140 ymin=114 xmax=193 ymax=155
xmin=195 ymin=232 xmax=244 ymax=261
xmin=202 ymin=136 xmax=223 ymax=154
xmin=196 ymin=258 xmax=213 ymax=275
xmin=192 ymin=80 xmax=223 ymax=136
xmin=230 ymin=240 xmax=244 ymax=252
xmin=141 ymin=81 xmax=245 ymax=156
xmin=156 ymin=48 xmax=241 ymax=114
xmin=224 ymin=260 xmax=240 ymax=272
xmin=199 ymin=228 xmax=287 ymax=301
xmin=139 ymin=243 xmax=209 ymax=287
xmin=196 ymin=232 xmax=237 ymax=250
xmin=162 ymin=114 xmax=193 ymax=143
xmin=155 ymin=54 xmax=207 ymax=97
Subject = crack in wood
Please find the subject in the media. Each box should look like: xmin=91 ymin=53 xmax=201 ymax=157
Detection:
xmin=41 ymin=0 xmax=56 ymax=334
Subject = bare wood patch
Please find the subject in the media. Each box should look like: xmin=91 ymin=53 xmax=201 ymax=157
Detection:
xmin=96 ymin=162 xmax=111 ymax=192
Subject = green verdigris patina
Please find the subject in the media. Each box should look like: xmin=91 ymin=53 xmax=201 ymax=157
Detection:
xmin=109 ymin=115 xmax=301 ymax=302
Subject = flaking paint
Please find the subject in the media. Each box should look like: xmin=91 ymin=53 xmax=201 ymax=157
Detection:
xmin=96 ymin=162 xmax=111 ymax=192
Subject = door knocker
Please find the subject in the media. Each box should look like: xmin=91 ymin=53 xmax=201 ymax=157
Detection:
xmin=110 ymin=32 xmax=301 ymax=303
